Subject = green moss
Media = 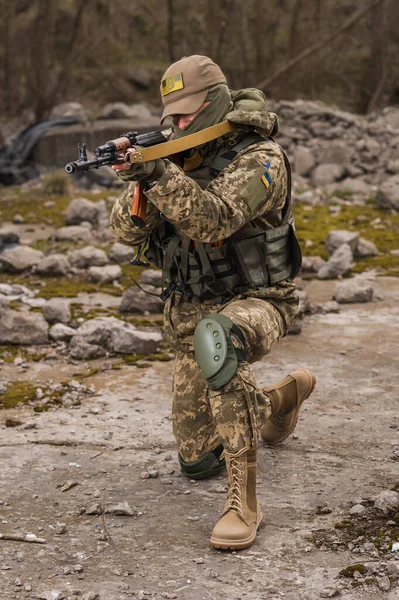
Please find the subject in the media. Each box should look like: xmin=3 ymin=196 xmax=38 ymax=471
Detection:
xmin=31 ymin=239 xmax=79 ymax=254
xmin=339 ymin=564 xmax=366 ymax=578
xmin=33 ymin=404 xmax=50 ymax=413
xmin=295 ymin=203 xmax=399 ymax=276
xmin=0 ymin=346 xmax=45 ymax=364
xmin=78 ymin=368 xmax=100 ymax=378
xmin=334 ymin=521 xmax=352 ymax=529
xmin=331 ymin=188 xmax=353 ymax=201
xmin=0 ymin=382 xmax=38 ymax=409
xmin=0 ymin=189 xmax=116 ymax=227
xmin=0 ymin=346 xmax=21 ymax=363
xmin=41 ymin=170 xmax=73 ymax=197
xmin=26 ymin=352 xmax=46 ymax=362
xmin=70 ymin=303 xmax=113 ymax=321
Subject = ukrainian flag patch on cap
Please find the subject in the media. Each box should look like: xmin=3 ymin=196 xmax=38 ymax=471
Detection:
xmin=161 ymin=73 xmax=184 ymax=96
xmin=261 ymin=161 xmax=272 ymax=188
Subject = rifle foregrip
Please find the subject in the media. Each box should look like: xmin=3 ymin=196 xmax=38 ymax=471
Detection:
xmin=130 ymin=182 xmax=147 ymax=229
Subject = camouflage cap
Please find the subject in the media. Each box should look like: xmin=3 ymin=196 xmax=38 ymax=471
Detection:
xmin=160 ymin=55 xmax=227 ymax=123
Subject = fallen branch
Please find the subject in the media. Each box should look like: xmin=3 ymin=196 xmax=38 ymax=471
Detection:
xmin=0 ymin=532 xmax=46 ymax=544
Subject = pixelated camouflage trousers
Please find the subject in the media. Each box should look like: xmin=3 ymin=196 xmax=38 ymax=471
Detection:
xmin=164 ymin=291 xmax=297 ymax=462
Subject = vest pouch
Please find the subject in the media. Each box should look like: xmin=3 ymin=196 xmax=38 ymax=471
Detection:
xmin=187 ymin=244 xmax=239 ymax=299
xmin=203 ymin=245 xmax=239 ymax=297
xmin=264 ymin=224 xmax=294 ymax=284
xmin=233 ymin=233 xmax=270 ymax=289
xmin=290 ymin=225 xmax=302 ymax=280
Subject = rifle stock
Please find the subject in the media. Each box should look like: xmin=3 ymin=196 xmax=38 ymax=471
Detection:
xmin=130 ymin=182 xmax=147 ymax=229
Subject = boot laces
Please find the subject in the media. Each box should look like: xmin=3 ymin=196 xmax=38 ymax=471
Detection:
xmin=225 ymin=456 xmax=245 ymax=516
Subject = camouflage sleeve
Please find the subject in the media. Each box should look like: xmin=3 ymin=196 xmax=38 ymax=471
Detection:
xmin=109 ymin=182 xmax=161 ymax=246
xmin=145 ymin=140 xmax=287 ymax=243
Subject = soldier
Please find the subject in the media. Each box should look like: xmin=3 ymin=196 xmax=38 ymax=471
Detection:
xmin=110 ymin=55 xmax=316 ymax=550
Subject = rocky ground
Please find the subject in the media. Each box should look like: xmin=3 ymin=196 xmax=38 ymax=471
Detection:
xmin=0 ymin=274 xmax=398 ymax=600
xmin=0 ymin=101 xmax=399 ymax=599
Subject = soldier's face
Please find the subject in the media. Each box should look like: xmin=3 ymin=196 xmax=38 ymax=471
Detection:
xmin=172 ymin=101 xmax=210 ymax=129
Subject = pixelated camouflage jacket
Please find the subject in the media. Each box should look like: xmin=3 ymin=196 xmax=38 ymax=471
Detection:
xmin=109 ymin=88 xmax=299 ymax=315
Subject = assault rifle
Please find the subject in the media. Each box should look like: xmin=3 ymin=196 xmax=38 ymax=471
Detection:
xmin=65 ymin=130 xmax=169 ymax=229
xmin=64 ymin=121 xmax=235 ymax=228
xmin=64 ymin=130 xmax=168 ymax=174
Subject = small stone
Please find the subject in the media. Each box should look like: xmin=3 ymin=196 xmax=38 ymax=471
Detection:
xmin=377 ymin=575 xmax=391 ymax=591
xmin=209 ymin=484 xmax=228 ymax=494
xmin=148 ymin=470 xmax=159 ymax=478
xmin=164 ymin=454 xmax=173 ymax=461
xmin=86 ymin=503 xmax=102 ymax=515
xmin=161 ymin=479 xmax=173 ymax=485
xmin=349 ymin=504 xmax=367 ymax=517
xmin=140 ymin=471 xmax=150 ymax=480
xmin=74 ymin=563 xmax=84 ymax=573
xmin=55 ymin=523 xmax=67 ymax=535
xmin=319 ymin=587 xmax=340 ymax=598
xmin=374 ymin=490 xmax=399 ymax=514
xmin=105 ymin=502 xmax=136 ymax=516
xmin=14 ymin=577 xmax=22 ymax=586
xmin=316 ymin=504 xmax=332 ymax=515
xmin=82 ymin=593 xmax=99 ymax=600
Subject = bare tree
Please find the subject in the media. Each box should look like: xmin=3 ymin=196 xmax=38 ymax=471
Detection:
xmin=363 ymin=0 xmax=389 ymax=113
xmin=167 ymin=0 xmax=176 ymax=62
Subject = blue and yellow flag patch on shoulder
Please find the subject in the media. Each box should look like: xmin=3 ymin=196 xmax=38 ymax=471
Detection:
xmin=261 ymin=161 xmax=272 ymax=188
xmin=161 ymin=73 xmax=184 ymax=96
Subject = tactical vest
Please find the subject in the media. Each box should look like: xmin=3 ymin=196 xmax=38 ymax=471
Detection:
xmin=144 ymin=134 xmax=302 ymax=303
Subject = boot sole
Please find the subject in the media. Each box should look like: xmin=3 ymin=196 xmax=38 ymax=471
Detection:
xmin=262 ymin=369 xmax=316 ymax=446
xmin=210 ymin=512 xmax=263 ymax=550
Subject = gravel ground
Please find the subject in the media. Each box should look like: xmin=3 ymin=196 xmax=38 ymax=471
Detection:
xmin=0 ymin=277 xmax=398 ymax=600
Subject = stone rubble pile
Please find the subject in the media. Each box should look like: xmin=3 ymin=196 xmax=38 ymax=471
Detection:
xmin=269 ymin=99 xmax=399 ymax=209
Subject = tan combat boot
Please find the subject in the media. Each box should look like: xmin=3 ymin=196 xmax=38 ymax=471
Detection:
xmin=210 ymin=446 xmax=262 ymax=550
xmin=260 ymin=369 xmax=316 ymax=445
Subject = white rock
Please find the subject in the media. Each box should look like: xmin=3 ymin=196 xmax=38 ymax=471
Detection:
xmin=326 ymin=230 xmax=360 ymax=257
xmin=374 ymin=490 xmax=399 ymax=514
xmin=50 ymin=323 xmax=76 ymax=342
xmin=375 ymin=174 xmax=399 ymax=210
xmin=43 ymin=298 xmax=71 ymax=324
xmin=68 ymin=245 xmax=108 ymax=269
xmin=317 ymin=244 xmax=353 ymax=279
xmin=349 ymin=504 xmax=367 ymax=516
xmin=108 ymin=242 xmax=134 ymax=264
xmin=0 ymin=309 xmax=49 ymax=345
xmin=35 ymin=254 xmax=70 ymax=276
xmin=0 ymin=245 xmax=43 ymax=273
xmin=311 ymin=163 xmax=346 ymax=187
xmin=88 ymin=264 xmax=122 ymax=283
xmin=140 ymin=269 xmax=163 ymax=287
xmin=333 ymin=279 xmax=374 ymax=304
xmin=355 ymin=238 xmax=379 ymax=257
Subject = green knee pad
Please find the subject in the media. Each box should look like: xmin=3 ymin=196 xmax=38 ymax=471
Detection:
xmin=179 ymin=445 xmax=226 ymax=480
xmin=194 ymin=313 xmax=238 ymax=390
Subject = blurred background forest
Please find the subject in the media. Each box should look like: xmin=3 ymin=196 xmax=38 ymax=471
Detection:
xmin=1 ymin=0 xmax=398 ymax=125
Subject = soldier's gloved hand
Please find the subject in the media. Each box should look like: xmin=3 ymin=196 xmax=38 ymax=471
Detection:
xmin=112 ymin=153 xmax=165 ymax=182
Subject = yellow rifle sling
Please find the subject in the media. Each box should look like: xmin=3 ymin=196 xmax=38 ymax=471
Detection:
xmin=125 ymin=120 xmax=235 ymax=164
